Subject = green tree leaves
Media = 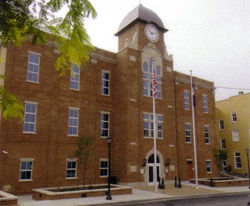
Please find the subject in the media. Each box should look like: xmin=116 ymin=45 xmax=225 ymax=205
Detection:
xmin=0 ymin=0 xmax=96 ymax=119
xmin=0 ymin=86 xmax=24 ymax=120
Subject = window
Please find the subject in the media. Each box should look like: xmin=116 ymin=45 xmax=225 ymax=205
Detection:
xmin=23 ymin=101 xmax=38 ymax=133
xmin=185 ymin=123 xmax=191 ymax=143
xmin=202 ymin=94 xmax=208 ymax=113
xmin=231 ymin=111 xmax=237 ymax=122
xmin=70 ymin=64 xmax=80 ymax=90
xmin=232 ymin=130 xmax=239 ymax=141
xmin=68 ymin=107 xmax=79 ymax=136
xmin=234 ymin=152 xmax=242 ymax=169
xmin=101 ymin=70 xmax=110 ymax=95
xmin=206 ymin=160 xmax=212 ymax=173
xmin=19 ymin=158 xmax=34 ymax=181
xmin=100 ymin=159 xmax=108 ymax=177
xmin=184 ymin=90 xmax=189 ymax=110
xmin=142 ymin=61 xmax=162 ymax=99
xmin=143 ymin=113 xmax=163 ymax=139
xmin=220 ymin=139 xmax=226 ymax=149
xmin=219 ymin=120 xmax=224 ymax=130
xmin=27 ymin=52 xmax=40 ymax=83
xmin=66 ymin=159 xmax=77 ymax=179
xmin=204 ymin=125 xmax=210 ymax=144
xmin=222 ymin=160 xmax=227 ymax=171
xmin=101 ymin=112 xmax=110 ymax=137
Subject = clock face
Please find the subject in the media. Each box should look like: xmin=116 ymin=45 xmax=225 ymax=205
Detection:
xmin=145 ymin=24 xmax=159 ymax=42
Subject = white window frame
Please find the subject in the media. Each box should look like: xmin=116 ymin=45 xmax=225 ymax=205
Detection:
xmin=142 ymin=61 xmax=162 ymax=99
xmin=99 ymin=159 xmax=108 ymax=177
xmin=204 ymin=125 xmax=210 ymax=144
xmin=23 ymin=101 xmax=38 ymax=134
xmin=66 ymin=159 xmax=77 ymax=179
xmin=185 ymin=123 xmax=191 ymax=143
xmin=202 ymin=94 xmax=208 ymax=113
xmin=220 ymin=138 xmax=226 ymax=149
xmin=100 ymin=111 xmax=110 ymax=138
xmin=27 ymin=52 xmax=41 ymax=83
xmin=101 ymin=70 xmax=110 ymax=96
xmin=234 ymin=152 xmax=242 ymax=169
xmin=143 ymin=112 xmax=163 ymax=139
xmin=231 ymin=111 xmax=237 ymax=122
xmin=219 ymin=119 xmax=224 ymax=130
xmin=68 ymin=107 xmax=79 ymax=136
xmin=206 ymin=160 xmax=212 ymax=173
xmin=184 ymin=90 xmax=190 ymax=110
xmin=222 ymin=160 xmax=227 ymax=171
xmin=232 ymin=129 xmax=239 ymax=142
xmin=19 ymin=158 xmax=34 ymax=181
xmin=70 ymin=64 xmax=80 ymax=90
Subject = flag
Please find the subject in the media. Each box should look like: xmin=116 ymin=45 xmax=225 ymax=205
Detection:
xmin=152 ymin=72 xmax=157 ymax=98
xmin=192 ymin=83 xmax=196 ymax=107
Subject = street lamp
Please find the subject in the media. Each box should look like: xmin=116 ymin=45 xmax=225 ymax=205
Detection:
xmin=246 ymin=148 xmax=250 ymax=189
xmin=245 ymin=148 xmax=250 ymax=206
xmin=106 ymin=136 xmax=112 ymax=200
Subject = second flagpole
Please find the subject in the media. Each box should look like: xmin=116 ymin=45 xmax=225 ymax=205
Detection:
xmin=190 ymin=70 xmax=199 ymax=189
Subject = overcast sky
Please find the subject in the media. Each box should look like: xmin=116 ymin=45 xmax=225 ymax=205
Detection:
xmin=84 ymin=0 xmax=250 ymax=101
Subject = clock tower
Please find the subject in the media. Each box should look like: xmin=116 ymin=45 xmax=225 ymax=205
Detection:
xmin=115 ymin=4 xmax=171 ymax=59
xmin=113 ymin=4 xmax=175 ymax=185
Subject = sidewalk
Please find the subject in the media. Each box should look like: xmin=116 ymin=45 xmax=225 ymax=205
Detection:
xmin=18 ymin=181 xmax=250 ymax=206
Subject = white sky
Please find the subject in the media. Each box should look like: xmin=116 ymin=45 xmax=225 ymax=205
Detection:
xmin=84 ymin=0 xmax=250 ymax=101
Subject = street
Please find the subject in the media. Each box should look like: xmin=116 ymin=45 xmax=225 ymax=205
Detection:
xmin=114 ymin=193 xmax=250 ymax=206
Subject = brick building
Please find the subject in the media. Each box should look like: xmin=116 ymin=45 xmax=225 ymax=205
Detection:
xmin=0 ymin=4 xmax=218 ymax=194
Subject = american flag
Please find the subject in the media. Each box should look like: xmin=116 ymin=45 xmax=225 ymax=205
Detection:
xmin=152 ymin=72 xmax=157 ymax=98
xmin=191 ymin=82 xmax=196 ymax=107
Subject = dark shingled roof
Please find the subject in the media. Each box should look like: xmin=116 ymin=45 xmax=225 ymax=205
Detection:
xmin=115 ymin=4 xmax=168 ymax=36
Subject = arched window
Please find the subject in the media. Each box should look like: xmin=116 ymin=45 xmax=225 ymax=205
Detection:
xmin=148 ymin=154 xmax=160 ymax=163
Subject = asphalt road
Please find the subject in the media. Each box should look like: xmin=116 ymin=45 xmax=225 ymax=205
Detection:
xmin=114 ymin=193 xmax=250 ymax=206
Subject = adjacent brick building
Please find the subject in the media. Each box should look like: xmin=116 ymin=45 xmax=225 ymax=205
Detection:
xmin=0 ymin=4 xmax=218 ymax=194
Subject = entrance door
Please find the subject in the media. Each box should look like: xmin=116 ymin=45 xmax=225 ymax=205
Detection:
xmin=148 ymin=154 xmax=160 ymax=185
xmin=187 ymin=160 xmax=193 ymax=180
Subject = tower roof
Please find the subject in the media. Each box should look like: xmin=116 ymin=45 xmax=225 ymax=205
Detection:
xmin=115 ymin=4 xmax=168 ymax=36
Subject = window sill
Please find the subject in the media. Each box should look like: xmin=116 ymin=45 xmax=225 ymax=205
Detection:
xmin=101 ymin=94 xmax=110 ymax=97
xmin=26 ymin=80 xmax=40 ymax=84
xmin=66 ymin=177 xmax=77 ymax=180
xmin=70 ymin=88 xmax=80 ymax=91
xmin=19 ymin=179 xmax=33 ymax=182
xmin=99 ymin=176 xmax=108 ymax=178
xmin=22 ymin=132 xmax=37 ymax=134
xmin=68 ymin=135 xmax=79 ymax=137
xmin=143 ymin=137 xmax=164 ymax=140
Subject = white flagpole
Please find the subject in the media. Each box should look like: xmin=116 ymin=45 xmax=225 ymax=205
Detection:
xmin=152 ymin=59 xmax=158 ymax=192
xmin=190 ymin=70 xmax=199 ymax=189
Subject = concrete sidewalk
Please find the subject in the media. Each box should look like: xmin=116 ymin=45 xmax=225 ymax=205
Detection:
xmin=17 ymin=181 xmax=250 ymax=206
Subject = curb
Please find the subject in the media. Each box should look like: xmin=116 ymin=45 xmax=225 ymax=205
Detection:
xmin=83 ymin=190 xmax=250 ymax=206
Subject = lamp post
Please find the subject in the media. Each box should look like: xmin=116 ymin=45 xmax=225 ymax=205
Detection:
xmin=246 ymin=149 xmax=250 ymax=189
xmin=106 ymin=136 xmax=112 ymax=200
xmin=246 ymin=148 xmax=250 ymax=206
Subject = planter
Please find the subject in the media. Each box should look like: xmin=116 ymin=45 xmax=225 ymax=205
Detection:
xmin=0 ymin=191 xmax=18 ymax=206
xmin=189 ymin=178 xmax=249 ymax=187
xmin=33 ymin=184 xmax=132 ymax=200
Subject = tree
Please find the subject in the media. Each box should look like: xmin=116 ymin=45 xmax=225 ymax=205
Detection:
xmin=0 ymin=75 xmax=23 ymax=120
xmin=74 ymin=135 xmax=94 ymax=188
xmin=0 ymin=0 xmax=97 ymax=119
xmin=213 ymin=148 xmax=228 ymax=175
